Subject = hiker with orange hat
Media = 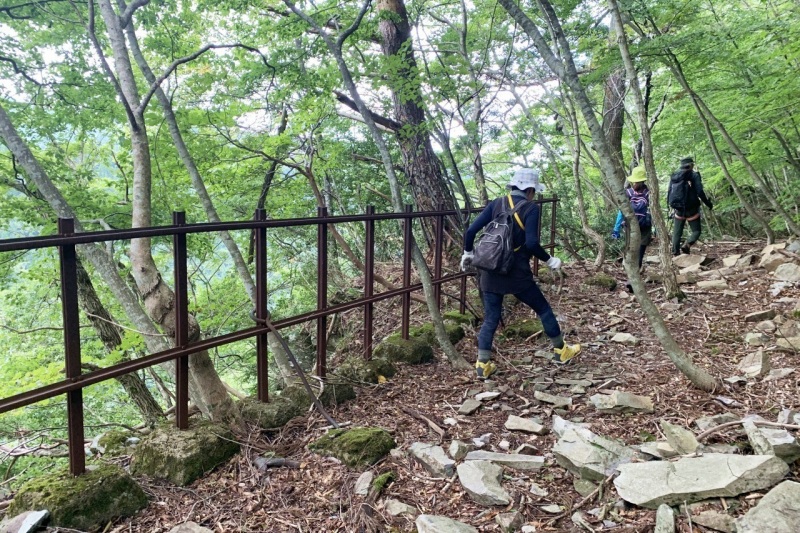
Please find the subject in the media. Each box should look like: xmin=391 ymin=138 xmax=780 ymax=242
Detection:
xmin=611 ymin=166 xmax=653 ymax=271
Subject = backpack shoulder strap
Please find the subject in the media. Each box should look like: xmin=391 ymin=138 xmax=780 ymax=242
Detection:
xmin=506 ymin=194 xmax=526 ymax=230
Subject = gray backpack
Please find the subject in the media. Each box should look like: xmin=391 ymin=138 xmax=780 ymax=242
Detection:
xmin=471 ymin=195 xmax=527 ymax=275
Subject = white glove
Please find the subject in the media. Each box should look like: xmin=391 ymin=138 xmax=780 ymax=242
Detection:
xmin=460 ymin=251 xmax=474 ymax=271
xmin=546 ymin=256 xmax=562 ymax=270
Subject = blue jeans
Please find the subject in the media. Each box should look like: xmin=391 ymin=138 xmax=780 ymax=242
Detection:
xmin=477 ymin=285 xmax=561 ymax=351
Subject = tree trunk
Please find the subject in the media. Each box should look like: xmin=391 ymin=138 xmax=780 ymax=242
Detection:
xmin=284 ymin=0 xmax=470 ymax=370
xmin=97 ymin=0 xmax=237 ymax=422
xmin=75 ymin=259 xmax=164 ymax=425
xmin=457 ymin=0 xmax=489 ymax=206
xmin=376 ymin=0 xmax=460 ymax=241
xmin=497 ymin=0 xmax=718 ymax=391
xmin=602 ymin=14 xmax=626 ymax=172
xmin=123 ymin=22 xmax=299 ymax=389
xmin=607 ymin=0 xmax=682 ymax=299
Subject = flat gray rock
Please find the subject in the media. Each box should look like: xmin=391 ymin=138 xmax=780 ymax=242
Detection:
xmin=589 ymin=391 xmax=653 ymax=414
xmin=697 ymin=279 xmax=729 ymax=290
xmin=504 ymin=415 xmax=547 ymax=435
xmin=610 ymin=332 xmax=639 ymax=345
xmin=534 ymin=390 xmax=572 ymax=408
xmin=383 ymin=498 xmax=417 ymax=517
xmin=654 ymin=504 xmax=675 ymax=533
xmin=640 ymin=441 xmax=678 ymax=459
xmin=774 ymin=262 xmax=800 ymax=282
xmin=448 ymin=440 xmax=473 ymax=461
xmin=745 ymin=309 xmax=776 ymax=322
xmin=415 ymin=514 xmax=477 ymax=533
xmin=464 ymin=450 xmax=545 ymax=470
xmin=746 ymin=423 xmax=800 ymax=464
xmin=475 ymin=391 xmax=501 ymax=402
xmin=738 ymin=350 xmax=771 ymax=377
xmin=456 ymin=461 xmax=510 ymax=506
xmin=736 ymin=480 xmax=800 ymax=532
xmin=659 ymin=420 xmax=700 ymax=455
xmin=529 ymin=482 xmax=548 ymax=497
xmin=553 ymin=428 xmax=624 ymax=481
xmin=552 ymin=415 xmax=591 ymax=437
xmin=673 ymin=254 xmax=706 ymax=268
xmin=354 ymin=471 xmax=373 ymax=496
xmin=408 ymin=443 xmax=455 ymax=478
xmin=694 ymin=413 xmax=739 ymax=432
xmin=614 ymin=454 xmax=790 ymax=508
xmin=744 ymin=332 xmax=769 ymax=346
xmin=692 ymin=510 xmax=734 ymax=533
xmin=458 ymin=399 xmax=482 ymax=415
xmin=496 ymin=511 xmax=523 ymax=532
xmin=1 ymin=510 xmax=50 ymax=533
xmin=763 ymin=367 xmax=795 ymax=382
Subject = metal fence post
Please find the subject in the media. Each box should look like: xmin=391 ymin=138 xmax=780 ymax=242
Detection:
xmin=58 ymin=218 xmax=85 ymax=476
xmin=255 ymin=208 xmax=269 ymax=401
xmin=316 ymin=206 xmax=328 ymax=377
xmin=401 ymin=204 xmax=413 ymax=339
xmin=364 ymin=206 xmax=375 ymax=360
xmin=173 ymin=211 xmax=189 ymax=430
xmin=434 ymin=204 xmax=444 ymax=309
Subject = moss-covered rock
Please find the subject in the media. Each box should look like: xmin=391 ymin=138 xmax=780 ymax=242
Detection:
xmin=9 ymin=464 xmax=147 ymax=531
xmin=373 ymin=335 xmax=434 ymax=364
xmin=409 ymin=322 xmax=465 ymax=345
xmin=281 ymin=380 xmax=356 ymax=409
xmin=239 ymin=396 xmax=304 ymax=429
xmin=130 ymin=420 xmax=239 ymax=486
xmin=334 ymin=356 xmax=397 ymax=384
xmin=502 ymin=319 xmax=543 ymax=339
xmin=583 ymin=273 xmax=618 ymax=291
xmin=308 ymin=427 xmax=395 ymax=468
xmin=96 ymin=430 xmax=133 ymax=456
xmin=443 ymin=311 xmax=478 ymax=326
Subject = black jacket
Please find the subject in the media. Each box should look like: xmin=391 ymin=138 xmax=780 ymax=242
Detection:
xmin=668 ymin=169 xmax=712 ymax=215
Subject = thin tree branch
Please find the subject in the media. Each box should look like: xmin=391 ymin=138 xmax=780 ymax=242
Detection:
xmin=333 ymin=90 xmax=401 ymax=131
xmin=136 ymin=43 xmax=275 ymax=115
xmin=119 ymin=0 xmax=148 ymax=27
xmin=336 ymin=0 xmax=372 ymax=47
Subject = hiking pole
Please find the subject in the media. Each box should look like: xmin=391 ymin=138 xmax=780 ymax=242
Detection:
xmin=250 ymin=310 xmax=340 ymax=429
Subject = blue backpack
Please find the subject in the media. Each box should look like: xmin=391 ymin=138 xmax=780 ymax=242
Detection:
xmin=627 ymin=188 xmax=652 ymax=229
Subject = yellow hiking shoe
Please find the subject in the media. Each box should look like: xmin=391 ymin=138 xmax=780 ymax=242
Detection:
xmin=553 ymin=343 xmax=581 ymax=365
xmin=475 ymin=361 xmax=497 ymax=380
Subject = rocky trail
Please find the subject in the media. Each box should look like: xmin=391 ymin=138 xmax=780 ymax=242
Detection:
xmin=10 ymin=240 xmax=800 ymax=533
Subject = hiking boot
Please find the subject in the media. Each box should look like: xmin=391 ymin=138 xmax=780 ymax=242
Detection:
xmin=553 ymin=343 xmax=581 ymax=365
xmin=475 ymin=361 xmax=497 ymax=380
xmin=681 ymin=245 xmax=691 ymax=255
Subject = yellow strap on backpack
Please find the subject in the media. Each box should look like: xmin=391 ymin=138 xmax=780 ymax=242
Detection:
xmin=507 ymin=194 xmax=526 ymax=230
xmin=507 ymin=194 xmax=525 ymax=252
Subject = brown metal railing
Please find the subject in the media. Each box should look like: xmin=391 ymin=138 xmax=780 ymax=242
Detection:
xmin=0 ymin=198 xmax=557 ymax=475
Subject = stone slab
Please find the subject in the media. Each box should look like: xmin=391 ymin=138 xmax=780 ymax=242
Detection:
xmin=614 ymin=454 xmax=789 ymax=508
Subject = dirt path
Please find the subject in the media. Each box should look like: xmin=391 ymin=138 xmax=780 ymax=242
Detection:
xmin=116 ymin=240 xmax=800 ymax=532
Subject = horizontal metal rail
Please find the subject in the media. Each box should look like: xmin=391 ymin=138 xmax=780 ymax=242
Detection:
xmin=0 ymin=198 xmax=558 ymax=475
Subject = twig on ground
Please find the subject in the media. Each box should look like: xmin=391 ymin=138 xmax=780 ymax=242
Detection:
xmin=696 ymin=419 xmax=800 ymax=441
xmin=400 ymin=407 xmax=446 ymax=442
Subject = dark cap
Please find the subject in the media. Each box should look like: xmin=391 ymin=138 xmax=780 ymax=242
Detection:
xmin=680 ymin=157 xmax=694 ymax=168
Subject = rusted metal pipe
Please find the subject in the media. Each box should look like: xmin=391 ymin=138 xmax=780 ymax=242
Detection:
xmin=173 ymin=211 xmax=189 ymax=430
xmin=364 ymin=206 xmax=375 ymax=360
xmin=255 ymin=208 xmax=269 ymax=401
xmin=58 ymin=218 xmax=85 ymax=476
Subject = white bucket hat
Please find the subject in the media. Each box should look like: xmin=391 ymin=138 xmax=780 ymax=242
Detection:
xmin=509 ymin=168 xmax=546 ymax=193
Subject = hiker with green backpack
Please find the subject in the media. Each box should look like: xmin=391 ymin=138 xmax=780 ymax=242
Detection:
xmin=667 ymin=157 xmax=713 ymax=256
xmin=460 ymin=168 xmax=581 ymax=380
